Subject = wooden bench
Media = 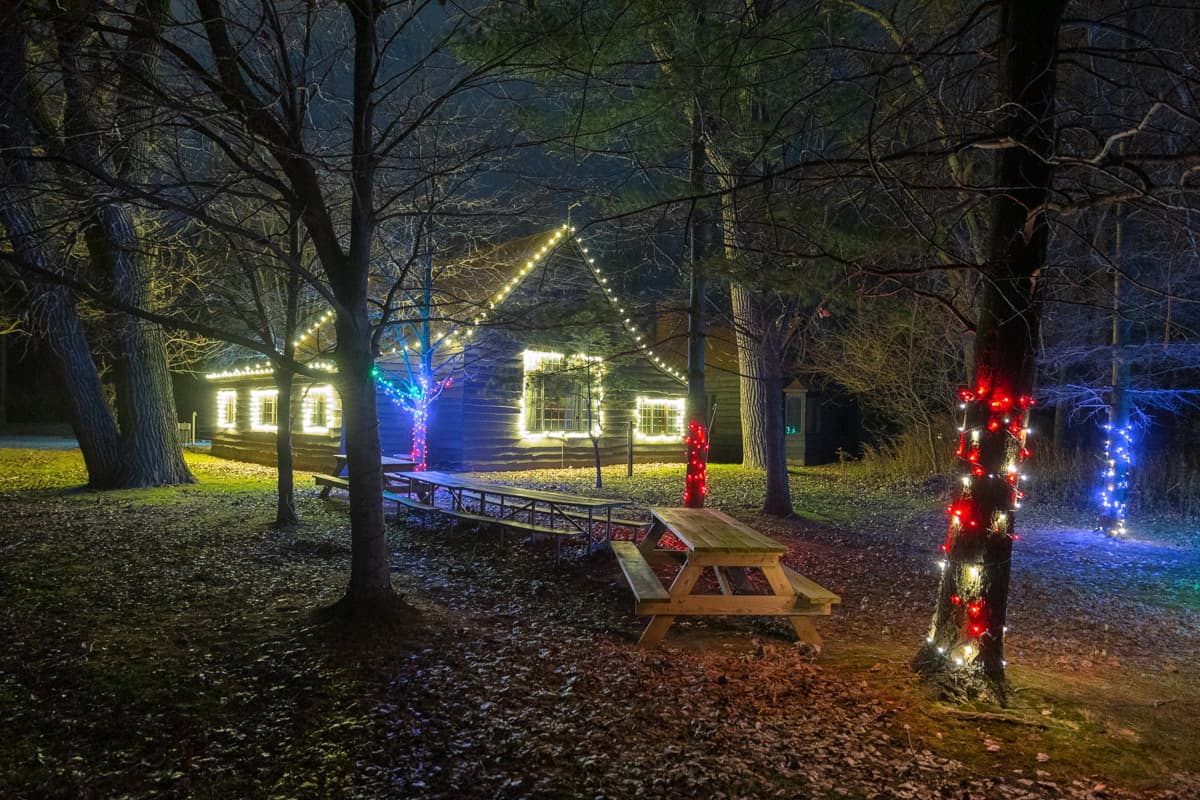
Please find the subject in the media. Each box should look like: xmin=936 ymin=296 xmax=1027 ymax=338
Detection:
xmin=782 ymin=564 xmax=841 ymax=614
xmin=559 ymin=510 xmax=653 ymax=532
xmin=382 ymin=490 xmax=438 ymax=523
xmin=611 ymin=540 xmax=670 ymax=604
xmin=315 ymin=474 xmax=350 ymax=498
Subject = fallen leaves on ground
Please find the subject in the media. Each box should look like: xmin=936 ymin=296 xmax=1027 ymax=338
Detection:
xmin=1 ymin=451 xmax=1197 ymax=799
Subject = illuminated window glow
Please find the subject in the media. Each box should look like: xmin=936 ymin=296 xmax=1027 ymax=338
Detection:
xmin=302 ymin=385 xmax=336 ymax=433
xmin=216 ymin=390 xmax=237 ymax=429
xmin=635 ymin=396 xmax=685 ymax=442
xmin=250 ymin=388 xmax=279 ymax=432
xmin=519 ymin=350 xmax=603 ymax=440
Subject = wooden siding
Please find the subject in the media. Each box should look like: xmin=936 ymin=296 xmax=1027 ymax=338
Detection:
xmin=414 ymin=344 xmax=688 ymax=472
xmin=208 ymin=378 xmax=342 ymax=473
xmin=705 ymin=367 xmax=743 ymax=464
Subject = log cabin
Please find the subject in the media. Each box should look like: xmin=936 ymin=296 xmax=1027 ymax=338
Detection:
xmin=205 ymin=224 xmax=856 ymax=473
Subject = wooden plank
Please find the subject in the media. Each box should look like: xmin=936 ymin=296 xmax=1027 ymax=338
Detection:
xmin=314 ymin=474 xmax=349 ymax=498
xmin=685 ymin=551 xmax=785 ymax=568
xmin=381 ymin=490 xmax=436 ymax=513
xmin=781 ymin=564 xmax=841 ymax=605
xmin=636 ymin=595 xmax=799 ymax=616
xmin=559 ymin=509 xmax=651 ymax=529
xmin=611 ymin=541 xmax=670 ymax=603
xmin=649 ymin=507 xmax=788 ymax=554
xmin=441 ymin=508 xmax=571 ymax=538
xmin=410 ymin=472 xmax=628 ymax=508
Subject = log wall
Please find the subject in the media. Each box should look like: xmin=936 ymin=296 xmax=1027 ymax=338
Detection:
xmin=208 ymin=377 xmax=342 ymax=473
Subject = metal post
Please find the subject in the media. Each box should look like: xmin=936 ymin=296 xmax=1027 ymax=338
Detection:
xmin=627 ymin=420 xmax=634 ymax=476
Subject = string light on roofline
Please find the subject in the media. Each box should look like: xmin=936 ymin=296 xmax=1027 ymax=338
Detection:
xmin=567 ymin=232 xmax=687 ymax=386
xmin=205 ymin=359 xmax=337 ymax=381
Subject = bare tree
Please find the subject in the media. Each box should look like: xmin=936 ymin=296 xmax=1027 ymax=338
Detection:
xmin=0 ymin=2 xmax=193 ymax=489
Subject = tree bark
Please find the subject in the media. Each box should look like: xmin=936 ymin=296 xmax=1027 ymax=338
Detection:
xmin=56 ymin=1 xmax=193 ymax=488
xmin=336 ymin=311 xmax=392 ymax=605
xmin=275 ymin=370 xmax=298 ymax=527
xmin=732 ymin=285 xmax=770 ymax=471
xmin=192 ymin=0 xmax=404 ymax=620
xmin=0 ymin=17 xmax=121 ymax=487
xmin=913 ymin=0 xmax=1066 ymax=706
xmin=1099 ymin=214 xmax=1132 ymax=536
xmin=731 ymin=287 xmax=792 ymax=515
xmin=684 ymin=110 xmax=709 ymax=508
xmin=93 ymin=204 xmax=194 ymax=487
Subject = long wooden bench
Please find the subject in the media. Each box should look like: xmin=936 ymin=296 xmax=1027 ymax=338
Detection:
xmin=442 ymin=508 xmax=567 ymax=538
xmin=382 ymin=490 xmax=438 ymax=524
xmin=611 ymin=540 xmax=671 ymax=604
xmin=559 ymin=509 xmax=653 ymax=532
xmin=315 ymin=474 xmax=350 ymax=498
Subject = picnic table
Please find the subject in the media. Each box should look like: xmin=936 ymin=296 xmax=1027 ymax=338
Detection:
xmin=315 ymin=454 xmax=416 ymax=497
xmin=611 ymin=507 xmax=840 ymax=648
xmin=333 ymin=453 xmax=415 ymax=477
xmin=393 ymin=470 xmax=644 ymax=559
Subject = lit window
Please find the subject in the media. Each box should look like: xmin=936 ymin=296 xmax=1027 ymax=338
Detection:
xmin=520 ymin=350 xmax=603 ymax=439
xmin=216 ymin=390 xmax=237 ymax=429
xmin=635 ymin=396 xmax=685 ymax=442
xmin=302 ymin=385 xmax=336 ymax=433
xmin=250 ymin=388 xmax=279 ymax=431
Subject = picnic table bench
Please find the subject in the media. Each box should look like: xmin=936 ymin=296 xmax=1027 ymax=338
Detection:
xmin=397 ymin=471 xmax=634 ymax=560
xmin=613 ymin=507 xmax=840 ymax=648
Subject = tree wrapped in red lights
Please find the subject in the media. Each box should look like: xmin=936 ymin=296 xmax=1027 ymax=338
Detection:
xmin=913 ymin=0 xmax=1066 ymax=705
xmin=683 ymin=420 xmax=709 ymax=507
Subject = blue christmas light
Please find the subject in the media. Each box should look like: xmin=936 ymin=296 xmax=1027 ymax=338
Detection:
xmin=1098 ymin=422 xmax=1132 ymax=536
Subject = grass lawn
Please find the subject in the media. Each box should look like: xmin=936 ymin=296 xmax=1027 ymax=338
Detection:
xmin=1 ymin=449 xmax=1197 ymax=799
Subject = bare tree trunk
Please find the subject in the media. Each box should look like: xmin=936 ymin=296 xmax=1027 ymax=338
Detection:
xmin=684 ymin=112 xmax=709 ymax=508
xmin=275 ymin=369 xmax=298 ymax=527
xmin=193 ymin=0 xmax=404 ymax=620
xmin=94 ymin=204 xmax=193 ymax=487
xmin=732 ymin=285 xmax=769 ymax=470
xmin=57 ymin=2 xmax=192 ymax=488
xmin=1100 ymin=215 xmax=1132 ymax=536
xmin=761 ymin=369 xmax=791 ymax=517
xmin=335 ymin=311 xmax=392 ymax=607
xmin=42 ymin=285 xmax=123 ymax=487
xmin=913 ymin=0 xmax=1065 ymax=706
xmin=0 ymin=18 xmax=121 ymax=486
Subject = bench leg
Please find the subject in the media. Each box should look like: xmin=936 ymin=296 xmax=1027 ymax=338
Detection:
xmin=638 ymin=615 xmax=675 ymax=647
xmin=788 ymin=617 xmax=823 ymax=651
xmin=319 ymin=486 xmax=331 ymax=499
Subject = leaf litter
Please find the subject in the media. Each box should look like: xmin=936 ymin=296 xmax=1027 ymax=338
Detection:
xmin=0 ymin=452 xmax=1197 ymax=799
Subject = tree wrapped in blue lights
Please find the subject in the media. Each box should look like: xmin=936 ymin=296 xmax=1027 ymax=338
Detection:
xmin=1099 ymin=421 xmax=1132 ymax=537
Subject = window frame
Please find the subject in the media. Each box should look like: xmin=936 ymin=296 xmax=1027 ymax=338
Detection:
xmin=634 ymin=396 xmax=685 ymax=442
xmin=519 ymin=350 xmax=603 ymax=440
xmin=215 ymin=389 xmax=238 ymax=430
xmin=302 ymin=385 xmax=336 ymax=434
xmin=250 ymin=388 xmax=279 ymax=432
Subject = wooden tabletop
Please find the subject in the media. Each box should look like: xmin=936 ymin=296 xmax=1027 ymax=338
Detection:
xmin=335 ymin=454 xmax=414 ymax=472
xmin=407 ymin=471 xmax=628 ymax=508
xmin=649 ymin=507 xmax=788 ymax=554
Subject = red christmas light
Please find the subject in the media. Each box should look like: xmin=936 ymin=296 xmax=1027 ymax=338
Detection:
xmin=683 ymin=420 xmax=709 ymax=507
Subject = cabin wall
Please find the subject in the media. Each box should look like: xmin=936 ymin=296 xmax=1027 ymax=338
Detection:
xmin=423 ymin=346 xmax=687 ymax=473
xmin=377 ymin=386 xmax=413 ymax=461
xmin=208 ymin=378 xmax=342 ymax=473
xmin=705 ymin=368 xmax=743 ymax=464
